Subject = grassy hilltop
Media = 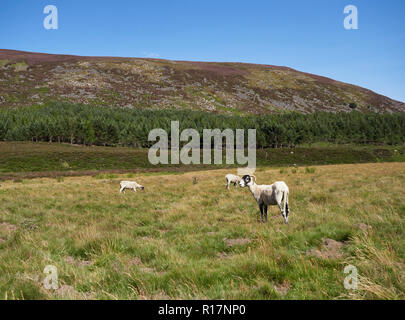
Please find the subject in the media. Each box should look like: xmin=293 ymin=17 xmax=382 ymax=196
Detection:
xmin=1 ymin=49 xmax=404 ymax=114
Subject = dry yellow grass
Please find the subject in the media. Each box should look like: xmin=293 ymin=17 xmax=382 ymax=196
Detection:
xmin=0 ymin=163 xmax=404 ymax=299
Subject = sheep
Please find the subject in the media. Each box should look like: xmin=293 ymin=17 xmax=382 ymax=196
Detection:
xmin=239 ymin=175 xmax=290 ymax=224
xmin=225 ymin=174 xmax=241 ymax=190
xmin=119 ymin=180 xmax=144 ymax=193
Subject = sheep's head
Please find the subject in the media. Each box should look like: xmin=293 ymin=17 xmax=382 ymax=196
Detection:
xmin=239 ymin=175 xmax=255 ymax=187
xmin=139 ymin=185 xmax=145 ymax=191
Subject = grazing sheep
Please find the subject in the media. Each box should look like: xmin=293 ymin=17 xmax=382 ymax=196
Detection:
xmin=119 ymin=181 xmax=144 ymax=193
xmin=239 ymin=175 xmax=290 ymax=224
xmin=225 ymin=174 xmax=241 ymax=190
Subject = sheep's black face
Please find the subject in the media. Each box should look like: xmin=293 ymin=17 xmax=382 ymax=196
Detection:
xmin=239 ymin=175 xmax=252 ymax=188
xmin=140 ymin=185 xmax=145 ymax=191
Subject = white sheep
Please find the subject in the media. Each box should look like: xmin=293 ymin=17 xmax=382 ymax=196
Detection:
xmin=119 ymin=180 xmax=144 ymax=193
xmin=239 ymin=175 xmax=290 ymax=224
xmin=225 ymin=174 xmax=241 ymax=190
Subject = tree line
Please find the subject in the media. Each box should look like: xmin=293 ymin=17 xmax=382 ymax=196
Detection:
xmin=0 ymin=102 xmax=404 ymax=147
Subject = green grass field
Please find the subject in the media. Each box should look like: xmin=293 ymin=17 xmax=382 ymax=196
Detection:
xmin=0 ymin=162 xmax=404 ymax=299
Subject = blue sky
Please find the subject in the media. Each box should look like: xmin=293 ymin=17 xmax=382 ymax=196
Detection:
xmin=1 ymin=0 xmax=404 ymax=102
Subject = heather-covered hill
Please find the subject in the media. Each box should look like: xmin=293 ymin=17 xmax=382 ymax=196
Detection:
xmin=1 ymin=49 xmax=404 ymax=114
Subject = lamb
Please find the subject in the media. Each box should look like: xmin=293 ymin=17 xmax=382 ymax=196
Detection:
xmin=225 ymin=174 xmax=241 ymax=190
xmin=239 ymin=175 xmax=290 ymax=224
xmin=119 ymin=180 xmax=145 ymax=193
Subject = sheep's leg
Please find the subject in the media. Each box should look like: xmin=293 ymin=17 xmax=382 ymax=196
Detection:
xmin=277 ymin=201 xmax=287 ymax=224
xmin=259 ymin=203 xmax=264 ymax=223
xmin=120 ymin=187 xmax=125 ymax=193
xmin=284 ymin=192 xmax=289 ymax=224
xmin=133 ymin=187 xmax=137 ymax=192
xmin=264 ymin=205 xmax=268 ymax=222
xmin=226 ymin=180 xmax=229 ymax=190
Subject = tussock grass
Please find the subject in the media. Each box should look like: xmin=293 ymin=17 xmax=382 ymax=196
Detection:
xmin=305 ymin=167 xmax=316 ymax=174
xmin=0 ymin=163 xmax=404 ymax=299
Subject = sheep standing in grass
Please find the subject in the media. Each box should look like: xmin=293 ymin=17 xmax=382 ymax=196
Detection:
xmin=239 ymin=175 xmax=290 ymax=224
xmin=119 ymin=181 xmax=144 ymax=193
xmin=225 ymin=174 xmax=241 ymax=190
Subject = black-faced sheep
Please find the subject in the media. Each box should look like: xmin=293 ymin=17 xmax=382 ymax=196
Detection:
xmin=239 ymin=175 xmax=290 ymax=224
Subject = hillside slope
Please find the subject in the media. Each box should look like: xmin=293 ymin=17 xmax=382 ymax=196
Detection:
xmin=1 ymin=49 xmax=404 ymax=114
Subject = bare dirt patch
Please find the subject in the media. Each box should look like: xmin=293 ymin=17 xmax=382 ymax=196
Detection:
xmin=217 ymin=252 xmax=231 ymax=259
xmin=274 ymin=281 xmax=291 ymax=296
xmin=0 ymin=222 xmax=17 ymax=241
xmin=128 ymin=257 xmax=165 ymax=275
xmin=129 ymin=257 xmax=142 ymax=266
xmin=0 ymin=222 xmax=17 ymax=234
xmin=306 ymin=238 xmax=346 ymax=259
xmin=355 ymin=223 xmax=372 ymax=231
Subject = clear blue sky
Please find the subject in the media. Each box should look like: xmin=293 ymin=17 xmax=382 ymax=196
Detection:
xmin=1 ymin=0 xmax=404 ymax=102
